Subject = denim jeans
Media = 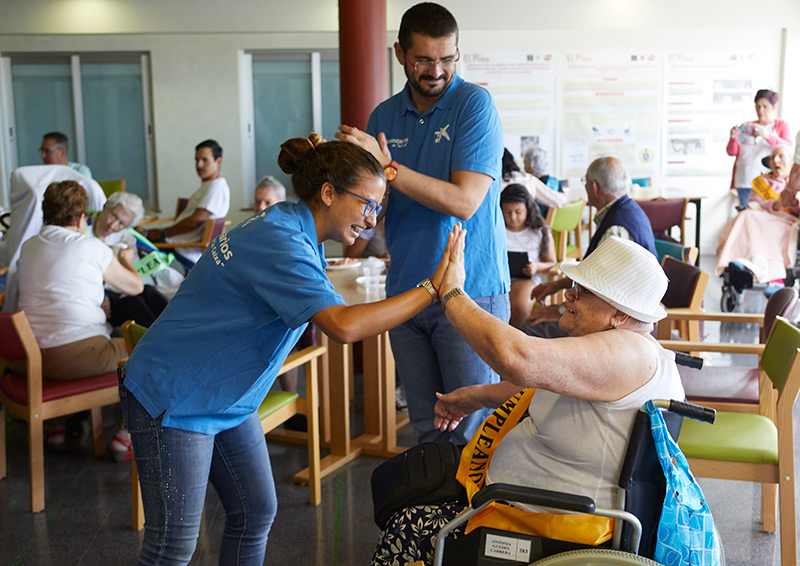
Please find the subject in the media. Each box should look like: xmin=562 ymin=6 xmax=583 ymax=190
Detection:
xmin=389 ymin=293 xmax=510 ymax=445
xmin=122 ymin=386 xmax=277 ymax=566
xmin=735 ymin=187 xmax=751 ymax=209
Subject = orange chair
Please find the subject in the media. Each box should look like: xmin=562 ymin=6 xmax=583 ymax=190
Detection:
xmin=0 ymin=311 xmax=120 ymax=512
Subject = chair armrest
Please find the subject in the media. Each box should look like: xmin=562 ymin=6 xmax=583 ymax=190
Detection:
xmin=277 ymin=345 xmax=326 ymax=376
xmin=659 ymin=340 xmax=764 ymax=355
xmin=661 ymin=309 xmax=764 ymax=324
xmin=137 ymin=216 xmax=175 ymax=228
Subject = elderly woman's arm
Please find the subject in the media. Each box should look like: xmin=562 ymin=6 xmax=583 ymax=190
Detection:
xmin=443 ymin=298 xmax=655 ymax=401
xmin=438 ymin=230 xmax=656 ymax=402
xmin=103 ymin=248 xmax=144 ymax=296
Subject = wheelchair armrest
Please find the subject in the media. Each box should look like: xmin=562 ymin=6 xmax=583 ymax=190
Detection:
xmin=472 ymin=483 xmax=596 ymax=514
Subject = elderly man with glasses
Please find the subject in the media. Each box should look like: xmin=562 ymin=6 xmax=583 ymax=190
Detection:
xmin=525 ymin=156 xmax=656 ymax=338
xmin=39 ymin=131 xmax=93 ymax=178
xmin=336 ymin=2 xmax=507 ymax=445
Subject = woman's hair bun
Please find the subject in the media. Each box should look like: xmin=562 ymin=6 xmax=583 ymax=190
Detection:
xmin=278 ymin=133 xmax=326 ymax=175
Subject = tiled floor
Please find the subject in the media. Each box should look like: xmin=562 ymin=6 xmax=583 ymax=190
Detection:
xmin=1 ymin=254 xmax=798 ymax=566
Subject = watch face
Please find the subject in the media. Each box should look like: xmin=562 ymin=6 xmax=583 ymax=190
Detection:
xmin=384 ymin=164 xmax=397 ymax=182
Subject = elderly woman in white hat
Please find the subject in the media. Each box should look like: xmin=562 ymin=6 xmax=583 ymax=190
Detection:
xmin=371 ymin=236 xmax=685 ymax=566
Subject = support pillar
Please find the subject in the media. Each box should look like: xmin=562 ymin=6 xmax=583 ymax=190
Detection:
xmin=339 ymin=0 xmax=389 ymax=129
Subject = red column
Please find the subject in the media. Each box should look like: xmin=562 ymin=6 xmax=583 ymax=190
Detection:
xmin=339 ymin=0 xmax=389 ymax=130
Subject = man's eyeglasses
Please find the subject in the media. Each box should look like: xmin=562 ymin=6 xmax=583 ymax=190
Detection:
xmin=341 ymin=188 xmax=383 ymax=217
xmin=39 ymin=146 xmax=60 ymax=155
xmin=399 ymin=46 xmax=460 ymax=73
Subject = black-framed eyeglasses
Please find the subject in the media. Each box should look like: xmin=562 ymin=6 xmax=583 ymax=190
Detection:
xmin=341 ymin=188 xmax=383 ymax=217
xmin=399 ymin=46 xmax=460 ymax=72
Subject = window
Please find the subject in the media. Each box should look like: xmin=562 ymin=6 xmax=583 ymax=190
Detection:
xmin=2 ymin=53 xmax=154 ymax=203
xmin=241 ymin=50 xmax=340 ymax=200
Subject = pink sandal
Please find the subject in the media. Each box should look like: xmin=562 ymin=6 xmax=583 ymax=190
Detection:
xmin=110 ymin=434 xmax=133 ymax=462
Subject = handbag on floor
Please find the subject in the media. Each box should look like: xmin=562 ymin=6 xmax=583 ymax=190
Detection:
xmin=371 ymin=441 xmax=465 ymax=530
xmin=644 ymin=400 xmax=721 ymax=566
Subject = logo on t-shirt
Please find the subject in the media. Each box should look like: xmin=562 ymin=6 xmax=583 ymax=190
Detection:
xmin=386 ymin=137 xmax=408 ymax=149
xmin=434 ymin=124 xmax=451 ymax=143
xmin=211 ymin=232 xmax=233 ymax=266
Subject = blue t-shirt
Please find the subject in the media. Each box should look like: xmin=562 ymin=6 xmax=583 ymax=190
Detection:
xmin=124 ymin=200 xmax=344 ymax=435
xmin=366 ymin=72 xmax=509 ymax=298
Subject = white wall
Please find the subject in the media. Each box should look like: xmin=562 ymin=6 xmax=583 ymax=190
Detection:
xmin=1 ymin=0 xmax=799 ymax=236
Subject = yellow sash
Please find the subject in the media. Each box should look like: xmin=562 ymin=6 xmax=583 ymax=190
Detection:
xmin=751 ymin=175 xmax=780 ymax=201
xmin=455 ymin=388 xmax=614 ymax=546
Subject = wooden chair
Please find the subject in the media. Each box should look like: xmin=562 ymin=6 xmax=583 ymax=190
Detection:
xmin=0 ymin=311 xmax=120 ymax=512
xmin=675 ymin=317 xmax=800 ymax=566
xmin=656 ymin=256 xmax=709 ymax=344
xmin=138 ymin=197 xmax=226 ymax=253
xmin=97 ymin=179 xmax=126 ymax=198
xmin=546 ymin=198 xmax=585 ymax=261
xmin=121 ymin=320 xmax=326 ymax=531
xmin=654 ymin=238 xmax=698 ymax=266
xmin=660 ymin=287 xmax=797 ymax=414
xmin=635 ymin=198 xmax=689 ymax=244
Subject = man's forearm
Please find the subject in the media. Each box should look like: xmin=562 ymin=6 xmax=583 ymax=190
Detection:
xmin=391 ymin=167 xmax=490 ymax=220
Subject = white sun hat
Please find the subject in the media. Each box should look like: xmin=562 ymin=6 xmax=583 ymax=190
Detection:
xmin=559 ymin=236 xmax=668 ymax=323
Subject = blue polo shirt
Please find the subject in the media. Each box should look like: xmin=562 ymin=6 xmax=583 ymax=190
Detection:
xmin=366 ymin=72 xmax=509 ymax=298
xmin=124 ymin=200 xmax=344 ymax=435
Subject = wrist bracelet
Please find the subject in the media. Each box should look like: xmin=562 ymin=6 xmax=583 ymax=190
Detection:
xmin=417 ymin=278 xmax=438 ymax=304
xmin=441 ymin=287 xmax=465 ymax=310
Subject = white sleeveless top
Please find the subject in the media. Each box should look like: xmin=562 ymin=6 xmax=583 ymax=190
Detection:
xmin=485 ymin=334 xmax=685 ymax=512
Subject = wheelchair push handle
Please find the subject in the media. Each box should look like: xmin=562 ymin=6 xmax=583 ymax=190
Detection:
xmin=673 ymin=351 xmax=703 ymax=369
xmin=653 ymin=399 xmax=715 ymax=424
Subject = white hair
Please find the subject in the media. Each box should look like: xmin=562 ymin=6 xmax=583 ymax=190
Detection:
xmin=105 ymin=191 xmax=144 ymax=226
xmin=585 ymin=156 xmax=631 ymax=198
xmin=523 ymin=147 xmax=548 ymax=177
xmin=255 ymin=175 xmax=286 ymax=200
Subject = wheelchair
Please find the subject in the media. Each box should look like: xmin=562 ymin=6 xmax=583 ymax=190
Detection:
xmin=432 ymin=391 xmax=720 ymax=565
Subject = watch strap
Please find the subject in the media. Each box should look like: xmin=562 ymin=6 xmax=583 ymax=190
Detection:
xmin=417 ymin=278 xmax=438 ymax=304
xmin=441 ymin=287 xmax=465 ymax=310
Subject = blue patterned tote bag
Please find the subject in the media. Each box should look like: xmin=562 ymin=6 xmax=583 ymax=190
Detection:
xmin=644 ymin=401 xmax=721 ymax=566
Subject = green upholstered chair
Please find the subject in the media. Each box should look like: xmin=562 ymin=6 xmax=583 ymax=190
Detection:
xmin=121 ymin=320 xmax=326 ymax=531
xmin=676 ymin=317 xmax=800 ymax=566
xmin=546 ymin=198 xmax=585 ymax=262
xmin=654 ymin=238 xmax=698 ymax=266
xmin=97 ymin=179 xmax=126 ymax=198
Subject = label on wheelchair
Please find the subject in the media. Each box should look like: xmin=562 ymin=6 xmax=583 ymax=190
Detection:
xmin=484 ymin=533 xmax=531 ymax=562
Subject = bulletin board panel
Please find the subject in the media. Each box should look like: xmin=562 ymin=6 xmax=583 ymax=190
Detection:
xmin=458 ymin=29 xmax=784 ymax=184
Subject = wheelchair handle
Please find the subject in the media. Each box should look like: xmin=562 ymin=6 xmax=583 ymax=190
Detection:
xmin=471 ymin=483 xmax=596 ymax=514
xmin=674 ymin=352 xmax=703 ymax=369
xmin=653 ymin=399 xmax=715 ymax=424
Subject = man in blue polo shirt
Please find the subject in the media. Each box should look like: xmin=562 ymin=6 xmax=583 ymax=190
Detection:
xmin=337 ymin=2 xmax=508 ymax=444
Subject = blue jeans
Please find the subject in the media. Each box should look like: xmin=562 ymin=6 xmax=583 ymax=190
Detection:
xmin=389 ymin=293 xmax=510 ymax=444
xmin=122 ymin=387 xmax=277 ymax=566
xmin=735 ymin=187 xmax=751 ymax=209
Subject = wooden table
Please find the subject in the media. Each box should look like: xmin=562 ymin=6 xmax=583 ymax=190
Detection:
xmin=290 ymin=263 xmax=410 ymax=486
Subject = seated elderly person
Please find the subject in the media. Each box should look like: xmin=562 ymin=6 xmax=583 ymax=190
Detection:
xmin=11 ymin=181 xmax=144 ymax=452
xmin=372 ymin=236 xmax=684 ymax=566
xmin=716 ymin=145 xmax=800 ymax=283
xmin=501 ymin=148 xmax=567 ymax=211
xmin=88 ymin=192 xmax=168 ymax=327
xmin=253 ymin=175 xmax=287 ymax=213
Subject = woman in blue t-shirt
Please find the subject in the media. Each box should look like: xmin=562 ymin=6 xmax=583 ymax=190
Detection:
xmin=122 ymin=133 xmax=462 ymax=566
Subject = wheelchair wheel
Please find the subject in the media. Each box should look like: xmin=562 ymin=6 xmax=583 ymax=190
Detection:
xmin=720 ymin=286 xmax=738 ymax=312
xmin=529 ymin=549 xmax=661 ymax=565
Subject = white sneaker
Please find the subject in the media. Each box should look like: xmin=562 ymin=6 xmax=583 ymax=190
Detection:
xmin=395 ymin=385 xmax=408 ymax=413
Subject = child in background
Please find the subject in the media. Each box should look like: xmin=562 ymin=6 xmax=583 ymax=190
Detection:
xmin=501 ymin=184 xmax=556 ymax=328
